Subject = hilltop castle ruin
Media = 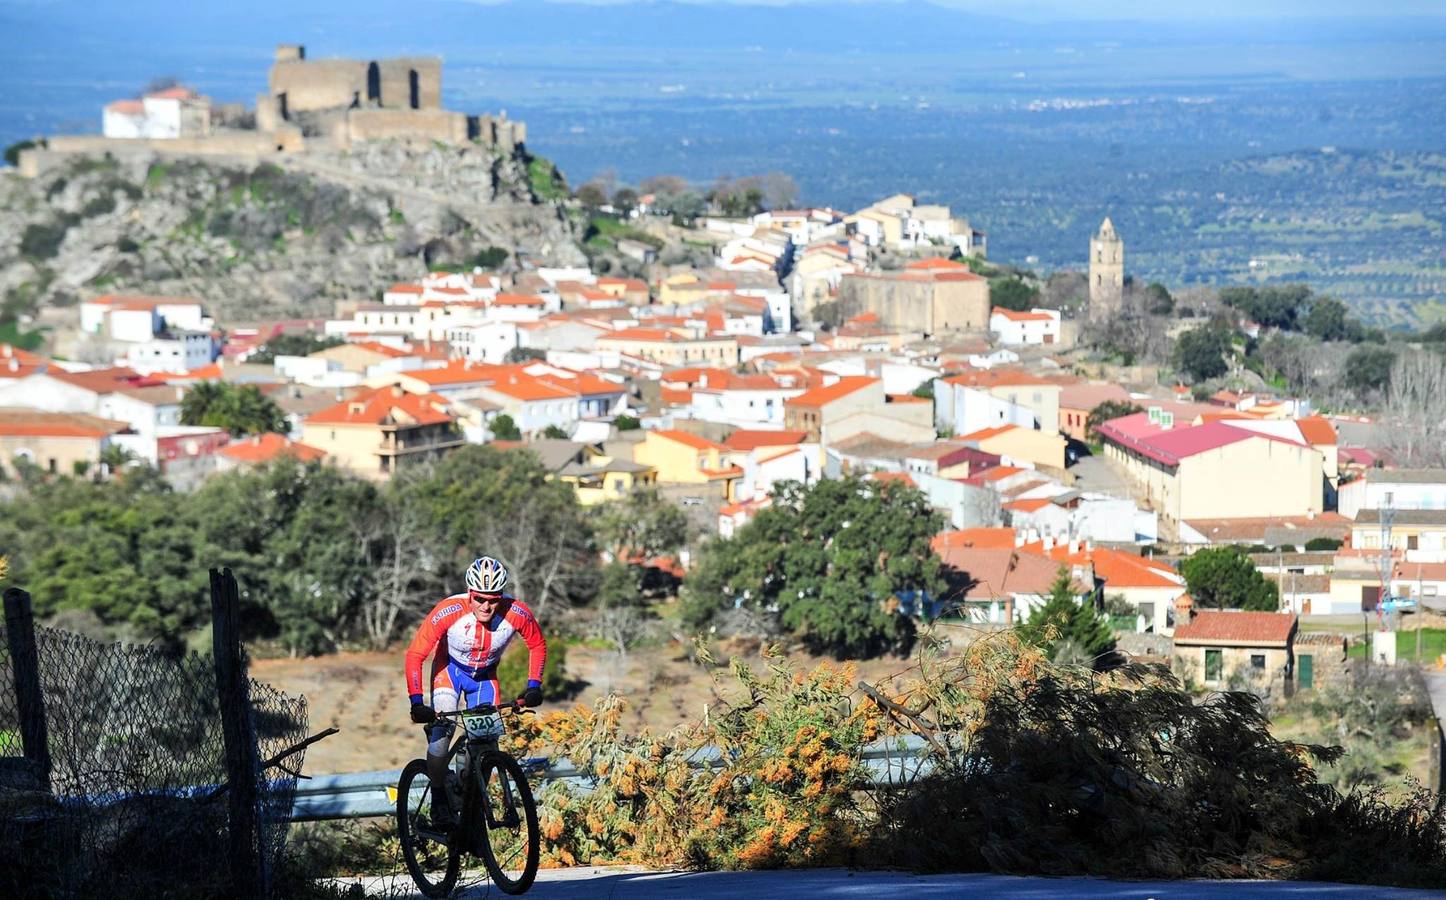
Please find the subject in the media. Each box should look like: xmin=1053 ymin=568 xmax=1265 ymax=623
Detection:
xmin=257 ymin=45 xmax=524 ymax=150
xmin=18 ymin=43 xmax=525 ymax=178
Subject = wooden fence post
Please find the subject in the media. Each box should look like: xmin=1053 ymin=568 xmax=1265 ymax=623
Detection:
xmin=211 ymin=567 xmax=265 ymax=896
xmin=3 ymin=587 xmax=50 ymax=792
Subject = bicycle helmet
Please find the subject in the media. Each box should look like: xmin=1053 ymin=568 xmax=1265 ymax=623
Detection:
xmin=465 ymin=556 xmax=509 ymax=594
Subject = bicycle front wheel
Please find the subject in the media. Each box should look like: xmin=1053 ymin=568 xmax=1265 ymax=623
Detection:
xmin=397 ymin=758 xmax=461 ymax=898
xmin=474 ymin=750 xmax=540 ymax=895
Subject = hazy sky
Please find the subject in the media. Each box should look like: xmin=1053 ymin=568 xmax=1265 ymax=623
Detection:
xmin=464 ymin=0 xmax=1446 ymax=20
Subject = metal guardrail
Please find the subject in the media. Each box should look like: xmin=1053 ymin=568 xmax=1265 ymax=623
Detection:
xmin=291 ymin=736 xmax=933 ymax=822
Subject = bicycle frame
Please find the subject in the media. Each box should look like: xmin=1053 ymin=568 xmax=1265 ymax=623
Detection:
xmin=433 ymin=705 xmax=527 ymax=832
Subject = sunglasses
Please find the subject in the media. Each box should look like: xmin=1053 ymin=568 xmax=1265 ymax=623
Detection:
xmin=469 ymin=591 xmax=503 ymax=603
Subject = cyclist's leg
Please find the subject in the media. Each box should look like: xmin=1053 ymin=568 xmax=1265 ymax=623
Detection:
xmin=427 ymin=665 xmax=463 ymax=824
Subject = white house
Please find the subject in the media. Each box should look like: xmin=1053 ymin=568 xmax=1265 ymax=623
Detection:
xmin=933 ymin=383 xmax=1035 ymax=438
xmin=125 ymin=332 xmax=215 ymax=375
xmin=97 ymin=385 xmax=185 ymax=442
xmin=448 ymin=322 xmax=520 ymax=364
xmin=80 ymin=296 xmax=208 ymax=340
xmin=472 ymin=374 xmax=582 ymax=435
xmin=1340 ymin=469 xmax=1446 ymax=519
xmin=272 ymin=356 xmax=363 ymax=389
xmin=734 ymin=444 xmax=819 ymax=503
xmin=687 ymin=372 xmax=802 ymax=429
xmin=0 ymin=372 xmax=107 ymax=413
xmin=989 ymin=307 xmax=1061 ymax=346
xmin=102 ymin=88 xmax=210 ymax=140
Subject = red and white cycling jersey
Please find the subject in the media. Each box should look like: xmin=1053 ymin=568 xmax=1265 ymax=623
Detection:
xmin=403 ymin=594 xmax=547 ymax=698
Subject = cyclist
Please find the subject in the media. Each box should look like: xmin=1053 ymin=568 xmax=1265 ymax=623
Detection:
xmin=404 ymin=556 xmax=547 ymax=826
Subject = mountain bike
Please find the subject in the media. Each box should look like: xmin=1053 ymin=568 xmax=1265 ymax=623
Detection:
xmin=397 ymin=703 xmax=541 ymax=897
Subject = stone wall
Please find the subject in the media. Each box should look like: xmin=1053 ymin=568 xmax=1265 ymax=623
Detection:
xmin=840 ymin=274 xmax=990 ymax=335
xmin=21 ymin=131 xmax=297 ymax=177
xmin=347 ymin=108 xmax=468 ymax=144
xmin=270 ymin=59 xmax=367 ymax=114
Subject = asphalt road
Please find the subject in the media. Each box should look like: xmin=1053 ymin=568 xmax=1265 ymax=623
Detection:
xmin=353 ymin=865 xmax=1445 ymax=899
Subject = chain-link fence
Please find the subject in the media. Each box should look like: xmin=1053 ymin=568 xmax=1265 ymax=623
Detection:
xmin=0 ymin=618 xmax=310 ymax=898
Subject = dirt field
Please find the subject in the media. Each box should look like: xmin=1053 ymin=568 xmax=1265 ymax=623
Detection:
xmin=253 ymin=640 xmax=933 ymax=775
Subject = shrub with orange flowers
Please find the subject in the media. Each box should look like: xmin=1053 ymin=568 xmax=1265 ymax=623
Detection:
xmin=500 ymin=631 xmax=1446 ymax=889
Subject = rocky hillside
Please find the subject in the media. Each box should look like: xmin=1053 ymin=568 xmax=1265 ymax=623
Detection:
xmin=0 ymin=142 xmax=584 ymax=335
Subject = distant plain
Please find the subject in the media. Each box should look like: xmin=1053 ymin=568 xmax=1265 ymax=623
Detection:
xmin=2 ymin=1 xmax=1443 ymax=322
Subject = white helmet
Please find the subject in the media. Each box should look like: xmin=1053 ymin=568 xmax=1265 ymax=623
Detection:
xmin=466 ymin=556 xmax=508 ymax=594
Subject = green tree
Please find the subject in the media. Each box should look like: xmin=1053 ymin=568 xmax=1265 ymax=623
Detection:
xmin=1305 ymin=537 xmax=1343 ymax=551
xmin=1302 ymin=296 xmax=1354 ymax=342
xmin=248 ymin=332 xmax=343 ymax=363
xmin=911 ymin=379 xmax=935 ymax=400
xmin=490 ymin=414 xmax=522 ymax=441
xmin=179 ymin=382 xmax=288 ymax=436
xmin=1145 ymin=282 xmax=1174 ymax=315
xmin=191 ymin=457 xmax=382 ymax=653
xmin=575 ymin=181 xmax=608 ymax=212
xmin=989 ymin=277 xmax=1039 ymax=313
xmin=1219 ymin=285 xmax=1311 ymax=331
xmin=613 ymin=414 xmax=641 ymax=431
xmin=682 ymin=476 xmax=944 ymax=658
xmin=540 ymin=424 xmax=570 ymax=439
xmin=1180 ymin=547 xmax=1279 ymax=611
xmin=4 ymin=139 xmax=39 ymax=167
xmin=1015 ymin=568 xmax=1115 ymax=666
xmin=409 ymin=445 xmax=599 ymax=616
xmin=612 ymin=188 xmax=639 ymax=217
xmin=1085 ymin=400 xmax=1143 ymax=443
xmin=596 ymin=488 xmax=690 ymax=564
xmin=1343 ymin=345 xmax=1397 ymax=396
xmin=1173 ymin=325 xmax=1232 ymax=382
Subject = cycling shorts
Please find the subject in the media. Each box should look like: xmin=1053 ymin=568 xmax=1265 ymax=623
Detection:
xmin=431 ymin=658 xmax=500 ymax=713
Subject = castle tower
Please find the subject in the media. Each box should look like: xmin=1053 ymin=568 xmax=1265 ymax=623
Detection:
xmin=1089 ymin=217 xmax=1124 ymax=312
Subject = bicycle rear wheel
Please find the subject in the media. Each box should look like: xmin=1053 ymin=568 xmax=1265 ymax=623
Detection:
xmin=397 ymin=758 xmax=461 ymax=898
xmin=474 ymin=750 xmax=540 ymax=895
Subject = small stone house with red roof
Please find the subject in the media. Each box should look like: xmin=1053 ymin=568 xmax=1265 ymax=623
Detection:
xmin=1172 ymin=608 xmax=1298 ymax=690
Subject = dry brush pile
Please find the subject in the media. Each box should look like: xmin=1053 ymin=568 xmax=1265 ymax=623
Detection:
xmin=497 ymin=634 xmax=1446 ymax=889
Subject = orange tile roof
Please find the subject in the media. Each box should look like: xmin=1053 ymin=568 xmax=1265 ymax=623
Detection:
xmin=886 ymin=393 xmax=930 ymax=404
xmin=942 ymin=368 xmax=1052 ymax=389
xmin=107 ymin=99 xmax=145 ymax=114
xmin=722 ymin=429 xmax=809 ymax=451
xmin=1174 ymin=610 xmax=1296 ymax=645
xmin=957 ymin=425 xmax=1017 ymax=442
xmin=905 ymin=257 xmax=971 ymax=271
xmin=401 ymin=361 xmax=507 ymax=386
xmin=49 ymin=367 xmax=142 ymax=394
xmin=1296 ymin=415 xmax=1337 ymax=445
xmin=931 ymin=528 xmax=1017 ymax=553
xmin=869 ymin=471 xmax=916 ymax=487
xmin=1003 ymin=497 xmax=1053 ymax=513
xmin=974 ymin=465 xmax=1023 ymax=483
xmin=306 ymin=386 xmax=453 ymax=427
xmin=387 ymin=283 xmax=424 ymax=294
xmin=348 ymin=341 xmax=411 ymax=359
xmin=600 ymin=327 xmax=691 ymax=343
xmin=784 ymin=375 xmax=879 ymax=409
xmin=483 ymin=374 xmax=577 ymax=402
xmin=219 ymin=433 xmax=326 ymax=464
xmin=164 ymin=362 xmax=224 ymax=381
xmin=652 ymin=429 xmax=725 ymax=451
xmin=991 ymin=307 xmax=1056 ymax=322
xmin=493 ymin=294 xmax=546 ymax=307
xmin=661 ymin=387 xmax=693 ymax=405
xmin=0 ymin=410 xmax=125 ymax=438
